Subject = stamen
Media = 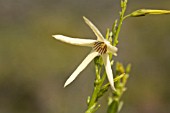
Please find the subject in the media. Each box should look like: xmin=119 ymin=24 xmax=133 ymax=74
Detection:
xmin=93 ymin=41 xmax=107 ymax=54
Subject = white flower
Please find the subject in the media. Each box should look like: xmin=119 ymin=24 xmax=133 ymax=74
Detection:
xmin=53 ymin=17 xmax=118 ymax=90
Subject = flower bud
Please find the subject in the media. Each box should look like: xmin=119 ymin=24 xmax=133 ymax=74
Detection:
xmin=130 ymin=9 xmax=170 ymax=17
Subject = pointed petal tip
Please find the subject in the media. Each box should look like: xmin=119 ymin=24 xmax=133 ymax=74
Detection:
xmin=63 ymin=85 xmax=67 ymax=88
xmin=83 ymin=16 xmax=105 ymax=41
xmin=52 ymin=34 xmax=58 ymax=36
xmin=52 ymin=34 xmax=59 ymax=37
xmin=112 ymin=88 xmax=117 ymax=91
xmin=64 ymin=82 xmax=69 ymax=88
xmin=83 ymin=16 xmax=90 ymax=25
xmin=110 ymin=84 xmax=116 ymax=91
xmin=109 ymin=77 xmax=116 ymax=91
xmin=52 ymin=35 xmax=55 ymax=37
xmin=52 ymin=35 xmax=59 ymax=39
xmin=83 ymin=16 xmax=87 ymax=20
xmin=52 ymin=35 xmax=61 ymax=38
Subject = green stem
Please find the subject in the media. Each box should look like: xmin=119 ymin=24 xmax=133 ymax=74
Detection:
xmin=113 ymin=0 xmax=127 ymax=46
xmin=87 ymin=66 xmax=107 ymax=109
xmin=86 ymin=1 xmax=129 ymax=113
xmin=107 ymin=1 xmax=129 ymax=113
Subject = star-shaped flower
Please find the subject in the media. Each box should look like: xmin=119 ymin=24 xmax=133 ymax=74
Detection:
xmin=53 ymin=17 xmax=118 ymax=90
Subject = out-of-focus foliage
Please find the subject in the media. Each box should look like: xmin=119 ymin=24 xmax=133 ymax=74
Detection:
xmin=0 ymin=0 xmax=170 ymax=113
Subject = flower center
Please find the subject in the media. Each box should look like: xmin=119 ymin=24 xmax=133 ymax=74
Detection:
xmin=93 ymin=41 xmax=107 ymax=54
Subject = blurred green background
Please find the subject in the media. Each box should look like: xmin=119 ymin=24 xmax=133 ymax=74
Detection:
xmin=0 ymin=0 xmax=170 ymax=113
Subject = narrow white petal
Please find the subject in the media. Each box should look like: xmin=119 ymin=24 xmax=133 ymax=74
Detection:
xmin=106 ymin=43 xmax=118 ymax=56
xmin=83 ymin=16 xmax=105 ymax=42
xmin=53 ymin=35 xmax=96 ymax=47
xmin=102 ymin=54 xmax=116 ymax=91
xmin=64 ymin=51 xmax=99 ymax=87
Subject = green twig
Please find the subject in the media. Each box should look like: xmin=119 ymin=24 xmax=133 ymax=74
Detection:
xmin=113 ymin=0 xmax=127 ymax=46
xmin=85 ymin=56 xmax=107 ymax=113
xmin=86 ymin=0 xmax=129 ymax=113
